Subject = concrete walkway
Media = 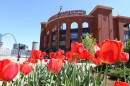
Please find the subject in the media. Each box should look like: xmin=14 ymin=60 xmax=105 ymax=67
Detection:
xmin=0 ymin=55 xmax=27 ymax=63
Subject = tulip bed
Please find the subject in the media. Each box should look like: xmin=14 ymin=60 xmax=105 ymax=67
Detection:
xmin=0 ymin=40 xmax=130 ymax=86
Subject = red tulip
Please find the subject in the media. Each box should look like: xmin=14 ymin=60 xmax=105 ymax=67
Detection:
xmin=0 ymin=59 xmax=12 ymax=80
xmin=71 ymin=42 xmax=84 ymax=54
xmin=58 ymin=49 xmax=64 ymax=55
xmin=47 ymin=59 xmax=63 ymax=73
xmin=31 ymin=50 xmax=41 ymax=59
xmin=119 ymin=52 xmax=129 ymax=62
xmin=57 ymin=55 xmax=65 ymax=63
xmin=66 ymin=51 xmax=78 ymax=63
xmin=49 ymin=50 xmax=65 ymax=60
xmin=39 ymin=56 xmax=43 ymax=61
xmin=20 ymin=63 xmax=33 ymax=75
xmin=41 ymin=52 xmax=47 ymax=57
xmin=55 ymin=50 xmax=64 ymax=56
xmin=117 ymin=41 xmax=123 ymax=51
xmin=28 ymin=57 xmax=38 ymax=64
xmin=94 ymin=44 xmax=101 ymax=52
xmin=39 ymin=52 xmax=47 ymax=61
xmin=98 ymin=40 xmax=120 ymax=64
xmin=79 ymin=49 xmax=89 ymax=60
xmin=92 ymin=57 xmax=102 ymax=66
xmin=0 ymin=59 xmax=12 ymax=68
xmin=43 ymin=59 xmax=48 ymax=62
xmin=94 ymin=44 xmax=101 ymax=56
xmin=0 ymin=59 xmax=19 ymax=82
xmin=49 ymin=52 xmax=56 ymax=59
xmin=23 ymin=61 xmax=29 ymax=64
xmin=114 ymin=80 xmax=129 ymax=86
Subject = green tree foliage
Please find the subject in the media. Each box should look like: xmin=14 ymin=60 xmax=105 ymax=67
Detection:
xmin=123 ymin=39 xmax=130 ymax=68
xmin=108 ymin=68 xmax=130 ymax=81
xmin=82 ymin=34 xmax=96 ymax=54
xmin=123 ymin=39 xmax=130 ymax=53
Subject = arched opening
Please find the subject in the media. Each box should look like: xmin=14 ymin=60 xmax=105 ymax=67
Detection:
xmin=46 ymin=31 xmax=50 ymax=48
xmin=70 ymin=22 xmax=78 ymax=43
xmin=82 ymin=22 xmax=89 ymax=38
xmin=52 ymin=26 xmax=56 ymax=47
xmin=52 ymin=26 xmax=57 ymax=32
xmin=82 ymin=22 xmax=88 ymax=28
xmin=71 ymin=22 xmax=78 ymax=29
xmin=123 ymin=23 xmax=130 ymax=44
xmin=61 ymin=23 xmax=66 ymax=30
xmin=59 ymin=23 xmax=66 ymax=50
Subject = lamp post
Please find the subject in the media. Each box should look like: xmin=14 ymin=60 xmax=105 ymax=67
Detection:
xmin=17 ymin=43 xmax=20 ymax=61
xmin=57 ymin=6 xmax=63 ymax=49
xmin=0 ymin=42 xmax=3 ymax=48
xmin=0 ymin=34 xmax=2 ymax=48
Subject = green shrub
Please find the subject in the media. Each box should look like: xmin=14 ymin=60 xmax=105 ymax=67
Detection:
xmin=108 ymin=68 xmax=130 ymax=81
xmin=122 ymin=39 xmax=130 ymax=68
xmin=82 ymin=34 xmax=96 ymax=54
xmin=123 ymin=39 xmax=130 ymax=53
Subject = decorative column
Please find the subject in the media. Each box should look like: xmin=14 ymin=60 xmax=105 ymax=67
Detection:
xmin=108 ymin=12 xmax=114 ymax=40
xmin=49 ymin=28 xmax=52 ymax=48
xmin=43 ymin=35 xmax=47 ymax=49
xmin=78 ymin=22 xmax=83 ymax=43
xmin=118 ymin=22 xmax=124 ymax=42
xmin=40 ymin=23 xmax=46 ymax=50
xmin=46 ymin=33 xmax=49 ymax=48
xmin=55 ymin=30 xmax=58 ymax=48
xmin=66 ymin=22 xmax=71 ymax=51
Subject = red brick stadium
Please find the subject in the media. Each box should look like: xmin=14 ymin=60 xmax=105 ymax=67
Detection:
xmin=40 ymin=5 xmax=130 ymax=52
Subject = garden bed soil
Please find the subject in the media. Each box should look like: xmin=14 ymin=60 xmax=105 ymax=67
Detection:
xmin=102 ymin=77 xmax=116 ymax=86
xmin=94 ymin=73 xmax=116 ymax=86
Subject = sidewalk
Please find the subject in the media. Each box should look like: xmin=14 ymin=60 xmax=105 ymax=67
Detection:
xmin=0 ymin=55 xmax=27 ymax=63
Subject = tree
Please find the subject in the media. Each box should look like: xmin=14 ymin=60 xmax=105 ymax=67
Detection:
xmin=123 ymin=39 xmax=130 ymax=68
xmin=82 ymin=34 xmax=96 ymax=54
xmin=123 ymin=39 xmax=130 ymax=53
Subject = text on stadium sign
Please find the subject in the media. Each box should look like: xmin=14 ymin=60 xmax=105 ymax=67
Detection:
xmin=48 ymin=10 xmax=86 ymax=21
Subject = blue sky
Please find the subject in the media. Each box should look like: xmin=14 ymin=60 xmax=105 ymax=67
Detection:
xmin=0 ymin=0 xmax=130 ymax=50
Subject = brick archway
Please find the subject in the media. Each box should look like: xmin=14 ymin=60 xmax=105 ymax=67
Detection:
xmin=43 ymin=15 xmax=94 ymax=50
xmin=40 ymin=5 xmax=130 ymax=51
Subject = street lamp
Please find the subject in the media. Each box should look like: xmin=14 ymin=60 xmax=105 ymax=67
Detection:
xmin=0 ymin=34 xmax=3 ymax=48
xmin=57 ymin=6 xmax=63 ymax=49
xmin=0 ymin=42 xmax=3 ymax=48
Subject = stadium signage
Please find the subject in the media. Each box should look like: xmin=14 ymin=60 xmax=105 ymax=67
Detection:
xmin=48 ymin=10 xmax=86 ymax=21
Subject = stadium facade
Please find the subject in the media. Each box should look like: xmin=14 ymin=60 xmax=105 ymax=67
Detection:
xmin=40 ymin=5 xmax=130 ymax=51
